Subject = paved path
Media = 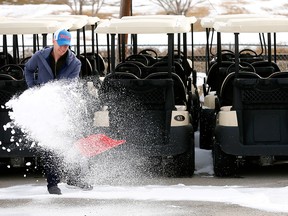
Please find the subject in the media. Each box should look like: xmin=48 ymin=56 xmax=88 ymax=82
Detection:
xmin=1 ymin=164 xmax=288 ymax=216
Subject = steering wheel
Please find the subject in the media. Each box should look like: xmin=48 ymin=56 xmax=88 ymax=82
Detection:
xmin=138 ymin=49 xmax=158 ymax=59
xmin=212 ymin=50 xmax=235 ymax=63
xmin=222 ymin=50 xmax=235 ymax=61
xmin=0 ymin=64 xmax=24 ymax=80
xmin=125 ymin=54 xmax=149 ymax=66
xmin=115 ymin=62 xmax=142 ymax=78
xmin=221 ymin=49 xmax=234 ymax=54
xmin=226 ymin=62 xmax=256 ymax=74
xmin=239 ymin=49 xmax=258 ymax=56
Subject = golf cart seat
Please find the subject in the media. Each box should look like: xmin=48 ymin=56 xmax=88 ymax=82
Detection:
xmin=100 ymin=71 xmax=175 ymax=146
xmin=251 ymin=61 xmax=280 ymax=78
xmin=226 ymin=62 xmax=256 ymax=74
xmin=115 ymin=62 xmax=142 ymax=78
xmin=0 ymin=52 xmax=14 ymax=67
xmin=0 ymin=74 xmax=17 ymax=80
xmin=269 ymin=71 xmax=288 ymax=78
xmin=220 ymin=71 xmax=260 ymax=107
xmin=138 ymin=48 xmax=158 ymax=66
xmin=139 ymin=54 xmax=158 ymax=66
xmin=145 ymin=72 xmax=187 ymax=106
xmin=206 ymin=61 xmax=234 ymax=95
xmin=234 ymin=73 xmax=288 ymax=147
xmin=125 ymin=54 xmax=149 ymax=66
xmin=150 ymin=61 xmax=187 ymax=86
xmin=78 ymin=55 xmax=93 ymax=78
xmin=81 ymin=52 xmax=106 ymax=76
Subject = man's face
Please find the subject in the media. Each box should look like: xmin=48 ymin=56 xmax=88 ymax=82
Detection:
xmin=53 ymin=40 xmax=69 ymax=56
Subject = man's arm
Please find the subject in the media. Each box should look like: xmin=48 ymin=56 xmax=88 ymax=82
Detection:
xmin=67 ymin=59 xmax=81 ymax=79
xmin=24 ymin=54 xmax=38 ymax=88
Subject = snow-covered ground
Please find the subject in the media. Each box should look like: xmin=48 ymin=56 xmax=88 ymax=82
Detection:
xmin=1 ymin=182 xmax=288 ymax=215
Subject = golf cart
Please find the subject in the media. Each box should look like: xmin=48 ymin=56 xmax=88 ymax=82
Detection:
xmin=93 ymin=15 xmax=197 ymax=177
xmin=207 ymin=16 xmax=288 ymax=176
xmin=199 ymin=14 xmax=279 ymax=150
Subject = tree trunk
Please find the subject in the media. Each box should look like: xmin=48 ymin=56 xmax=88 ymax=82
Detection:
xmin=119 ymin=0 xmax=132 ymax=61
xmin=120 ymin=0 xmax=131 ymax=18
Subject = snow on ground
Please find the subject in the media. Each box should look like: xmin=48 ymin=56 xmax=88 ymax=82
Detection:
xmin=1 ymin=183 xmax=288 ymax=215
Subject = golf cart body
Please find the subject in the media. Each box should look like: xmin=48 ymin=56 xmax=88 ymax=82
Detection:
xmin=207 ymin=16 xmax=288 ymax=176
xmin=94 ymin=15 xmax=197 ymax=177
xmin=199 ymin=14 xmax=273 ymax=150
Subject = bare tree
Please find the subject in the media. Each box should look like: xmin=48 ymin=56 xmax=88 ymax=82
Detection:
xmin=65 ymin=0 xmax=105 ymax=15
xmin=150 ymin=0 xmax=205 ymax=15
xmin=0 ymin=0 xmax=63 ymax=4
xmin=91 ymin=0 xmax=105 ymax=16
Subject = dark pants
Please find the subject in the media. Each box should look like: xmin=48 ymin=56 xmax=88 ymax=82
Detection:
xmin=41 ymin=150 xmax=62 ymax=188
xmin=41 ymin=149 xmax=87 ymax=188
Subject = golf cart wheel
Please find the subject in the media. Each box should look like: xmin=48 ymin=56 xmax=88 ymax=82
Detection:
xmin=212 ymin=142 xmax=237 ymax=177
xmin=173 ymin=139 xmax=195 ymax=177
xmin=163 ymin=136 xmax=195 ymax=178
xmin=176 ymin=146 xmax=195 ymax=177
xmin=199 ymin=108 xmax=216 ymax=150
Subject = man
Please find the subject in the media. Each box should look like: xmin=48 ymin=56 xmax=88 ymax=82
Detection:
xmin=24 ymin=29 xmax=91 ymax=195
xmin=24 ymin=28 xmax=80 ymax=88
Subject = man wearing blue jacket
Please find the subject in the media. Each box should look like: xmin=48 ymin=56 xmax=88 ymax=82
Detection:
xmin=24 ymin=29 xmax=84 ymax=195
xmin=24 ymin=29 xmax=81 ymax=87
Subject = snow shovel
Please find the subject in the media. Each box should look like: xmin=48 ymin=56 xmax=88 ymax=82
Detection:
xmin=75 ymin=134 xmax=126 ymax=158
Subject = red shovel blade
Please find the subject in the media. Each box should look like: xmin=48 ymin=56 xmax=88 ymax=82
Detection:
xmin=75 ymin=134 xmax=126 ymax=158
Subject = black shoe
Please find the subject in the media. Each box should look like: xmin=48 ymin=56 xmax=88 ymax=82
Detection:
xmin=48 ymin=185 xmax=62 ymax=195
xmin=67 ymin=180 xmax=93 ymax=191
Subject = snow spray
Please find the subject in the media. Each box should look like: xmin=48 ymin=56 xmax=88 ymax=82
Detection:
xmin=4 ymin=79 xmax=152 ymax=184
xmin=4 ymin=80 xmax=98 ymax=178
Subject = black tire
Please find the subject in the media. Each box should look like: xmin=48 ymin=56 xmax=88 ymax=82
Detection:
xmin=164 ymin=137 xmax=195 ymax=178
xmin=199 ymin=108 xmax=216 ymax=150
xmin=176 ymin=144 xmax=195 ymax=177
xmin=212 ymin=142 xmax=237 ymax=177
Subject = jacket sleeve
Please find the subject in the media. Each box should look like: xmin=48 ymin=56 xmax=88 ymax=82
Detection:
xmin=24 ymin=54 xmax=38 ymax=88
xmin=67 ymin=57 xmax=81 ymax=79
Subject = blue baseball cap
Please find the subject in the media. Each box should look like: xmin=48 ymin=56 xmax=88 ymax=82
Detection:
xmin=54 ymin=29 xmax=71 ymax=46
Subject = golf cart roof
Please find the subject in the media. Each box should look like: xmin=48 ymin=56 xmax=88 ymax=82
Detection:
xmin=0 ymin=18 xmax=70 ymax=34
xmin=0 ymin=14 xmax=98 ymax=35
xmin=95 ymin=15 xmax=193 ymax=34
xmin=40 ymin=15 xmax=89 ymax=30
xmin=87 ymin=16 xmax=100 ymax=25
xmin=213 ymin=17 xmax=288 ymax=33
xmin=122 ymin=15 xmax=197 ymax=24
xmin=200 ymin=14 xmax=267 ymax=29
